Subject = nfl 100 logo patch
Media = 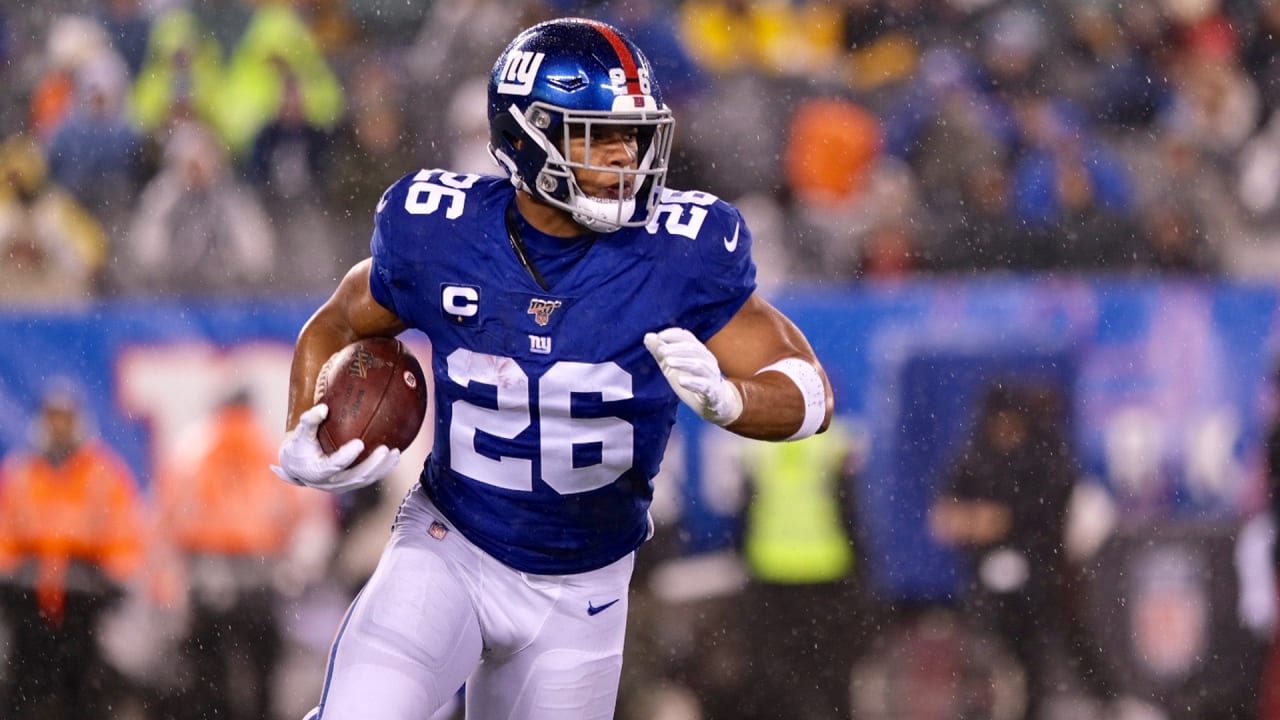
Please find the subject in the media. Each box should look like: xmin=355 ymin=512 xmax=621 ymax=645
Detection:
xmin=527 ymin=298 xmax=562 ymax=327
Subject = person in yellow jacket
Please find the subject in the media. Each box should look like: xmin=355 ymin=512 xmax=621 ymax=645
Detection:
xmin=736 ymin=418 xmax=867 ymax=720
xmin=130 ymin=8 xmax=228 ymax=142
xmin=152 ymin=388 xmax=335 ymax=720
xmin=0 ymin=132 xmax=111 ymax=305
xmin=0 ymin=379 xmax=148 ymax=718
xmin=677 ymin=0 xmax=842 ymax=77
xmin=218 ymin=3 xmax=344 ymax=155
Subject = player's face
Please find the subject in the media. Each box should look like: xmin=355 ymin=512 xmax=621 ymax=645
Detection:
xmin=566 ymin=125 xmax=640 ymax=200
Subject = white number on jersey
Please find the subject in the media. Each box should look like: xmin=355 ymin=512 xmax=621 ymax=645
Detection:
xmin=645 ymin=189 xmax=718 ymax=240
xmin=403 ymin=170 xmax=481 ymax=219
xmin=446 ymin=348 xmax=635 ymax=494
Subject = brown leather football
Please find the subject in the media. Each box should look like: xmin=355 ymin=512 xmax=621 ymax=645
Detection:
xmin=314 ymin=337 xmax=428 ymax=462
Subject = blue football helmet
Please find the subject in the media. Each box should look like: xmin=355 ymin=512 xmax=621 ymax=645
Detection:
xmin=487 ymin=18 xmax=675 ymax=233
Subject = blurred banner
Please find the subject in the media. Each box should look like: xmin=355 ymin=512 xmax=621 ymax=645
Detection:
xmin=1082 ymin=519 xmax=1268 ymax=717
xmin=684 ymin=277 xmax=1280 ymax=601
xmin=3 ymin=277 xmax=1278 ymax=602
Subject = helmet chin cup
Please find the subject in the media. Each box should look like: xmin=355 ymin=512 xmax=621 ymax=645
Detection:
xmin=572 ymin=195 xmax=635 ymax=233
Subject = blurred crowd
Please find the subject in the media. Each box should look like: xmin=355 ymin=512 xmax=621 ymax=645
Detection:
xmin=2 ymin=0 xmax=1280 ymax=307
xmin=0 ymin=380 xmax=342 ymax=719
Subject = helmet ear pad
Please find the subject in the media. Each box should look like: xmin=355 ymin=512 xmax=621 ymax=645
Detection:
xmin=489 ymin=109 xmax=570 ymax=204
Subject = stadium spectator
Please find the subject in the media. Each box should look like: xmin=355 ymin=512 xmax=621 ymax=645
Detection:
xmin=1057 ymin=2 xmax=1169 ymax=130
xmin=1157 ymin=12 xmax=1261 ymax=159
xmin=930 ymin=161 xmax=1033 ymax=272
xmin=1124 ymin=128 xmax=1237 ymax=274
xmin=245 ymin=57 xmax=343 ymax=294
xmin=857 ymin=221 xmax=924 ymax=279
xmin=976 ymin=4 xmax=1055 ymax=102
xmin=676 ymin=67 xmax=794 ymax=201
xmin=350 ymin=0 xmax=448 ymax=46
xmin=1243 ymin=0 xmax=1280 ymax=124
xmin=1135 ymin=199 xmax=1219 ymax=274
xmin=0 ymin=379 xmax=148 ymax=719
xmin=440 ymin=74 xmax=498 ymax=177
xmin=735 ymin=420 xmax=867 ymax=720
xmin=152 ymin=389 xmax=335 ymax=720
xmin=326 ymin=53 xmax=422 ymax=254
xmin=781 ymin=94 xmax=923 ymax=280
xmin=98 ymin=0 xmax=151 ymax=78
xmin=1008 ymin=99 xmax=1142 ymax=270
xmin=403 ymin=0 xmax=549 ymax=177
xmin=218 ymin=3 xmax=343 ymax=156
xmin=929 ymin=381 xmax=1102 ymax=720
xmin=833 ymin=0 xmax=923 ymax=95
xmin=1234 ymin=113 xmax=1280 ymax=275
xmin=117 ymin=120 xmax=276 ymax=296
xmin=29 ymin=15 xmax=115 ymax=144
xmin=298 ymin=0 xmax=360 ymax=58
xmin=46 ymin=47 xmax=146 ymax=244
xmin=130 ymin=8 xmax=228 ymax=145
xmin=879 ymin=47 xmax=1017 ymax=225
xmin=406 ymin=0 xmax=540 ymax=89
xmin=677 ymin=0 xmax=840 ymax=78
xmin=784 ymin=97 xmax=883 ymax=210
xmin=0 ymin=132 xmax=110 ymax=305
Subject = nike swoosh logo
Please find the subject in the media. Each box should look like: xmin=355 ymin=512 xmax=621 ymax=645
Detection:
xmin=724 ymin=222 xmax=739 ymax=253
xmin=587 ymin=599 xmax=620 ymax=616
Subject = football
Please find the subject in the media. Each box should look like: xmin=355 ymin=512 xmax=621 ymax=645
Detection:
xmin=314 ymin=337 xmax=428 ymax=462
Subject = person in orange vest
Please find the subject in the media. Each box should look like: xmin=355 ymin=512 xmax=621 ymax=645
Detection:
xmin=0 ymin=379 xmax=148 ymax=718
xmin=152 ymin=388 xmax=335 ymax=720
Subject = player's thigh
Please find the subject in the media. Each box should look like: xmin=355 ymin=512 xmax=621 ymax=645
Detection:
xmin=315 ymin=528 xmax=482 ymax=719
xmin=467 ymin=555 xmax=634 ymax=720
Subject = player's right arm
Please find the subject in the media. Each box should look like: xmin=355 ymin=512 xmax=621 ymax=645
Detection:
xmin=273 ymin=259 xmax=406 ymax=493
xmin=285 ymin=259 xmax=406 ymax=430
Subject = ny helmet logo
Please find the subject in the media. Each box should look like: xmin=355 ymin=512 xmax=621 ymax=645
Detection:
xmin=498 ymin=51 xmax=545 ymax=96
xmin=527 ymin=298 xmax=562 ymax=326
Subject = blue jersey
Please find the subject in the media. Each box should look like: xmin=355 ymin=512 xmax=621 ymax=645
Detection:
xmin=369 ymin=170 xmax=755 ymax=574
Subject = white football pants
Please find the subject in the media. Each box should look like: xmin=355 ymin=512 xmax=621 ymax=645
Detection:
xmin=303 ymin=484 xmax=634 ymax=720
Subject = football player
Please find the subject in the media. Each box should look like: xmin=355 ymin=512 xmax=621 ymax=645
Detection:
xmin=273 ymin=17 xmax=834 ymax=720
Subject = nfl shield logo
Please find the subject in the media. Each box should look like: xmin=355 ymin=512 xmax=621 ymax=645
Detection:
xmin=527 ymin=298 xmax=562 ymax=327
xmin=1129 ymin=545 xmax=1208 ymax=682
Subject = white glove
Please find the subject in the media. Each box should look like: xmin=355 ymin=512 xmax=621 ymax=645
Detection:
xmin=270 ymin=404 xmax=401 ymax=493
xmin=644 ymin=327 xmax=743 ymax=426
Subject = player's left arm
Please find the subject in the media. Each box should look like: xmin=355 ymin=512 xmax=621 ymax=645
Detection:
xmin=645 ymin=292 xmax=833 ymax=442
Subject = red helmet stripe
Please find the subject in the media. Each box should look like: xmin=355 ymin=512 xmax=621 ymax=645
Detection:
xmin=587 ymin=20 xmax=643 ymax=97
